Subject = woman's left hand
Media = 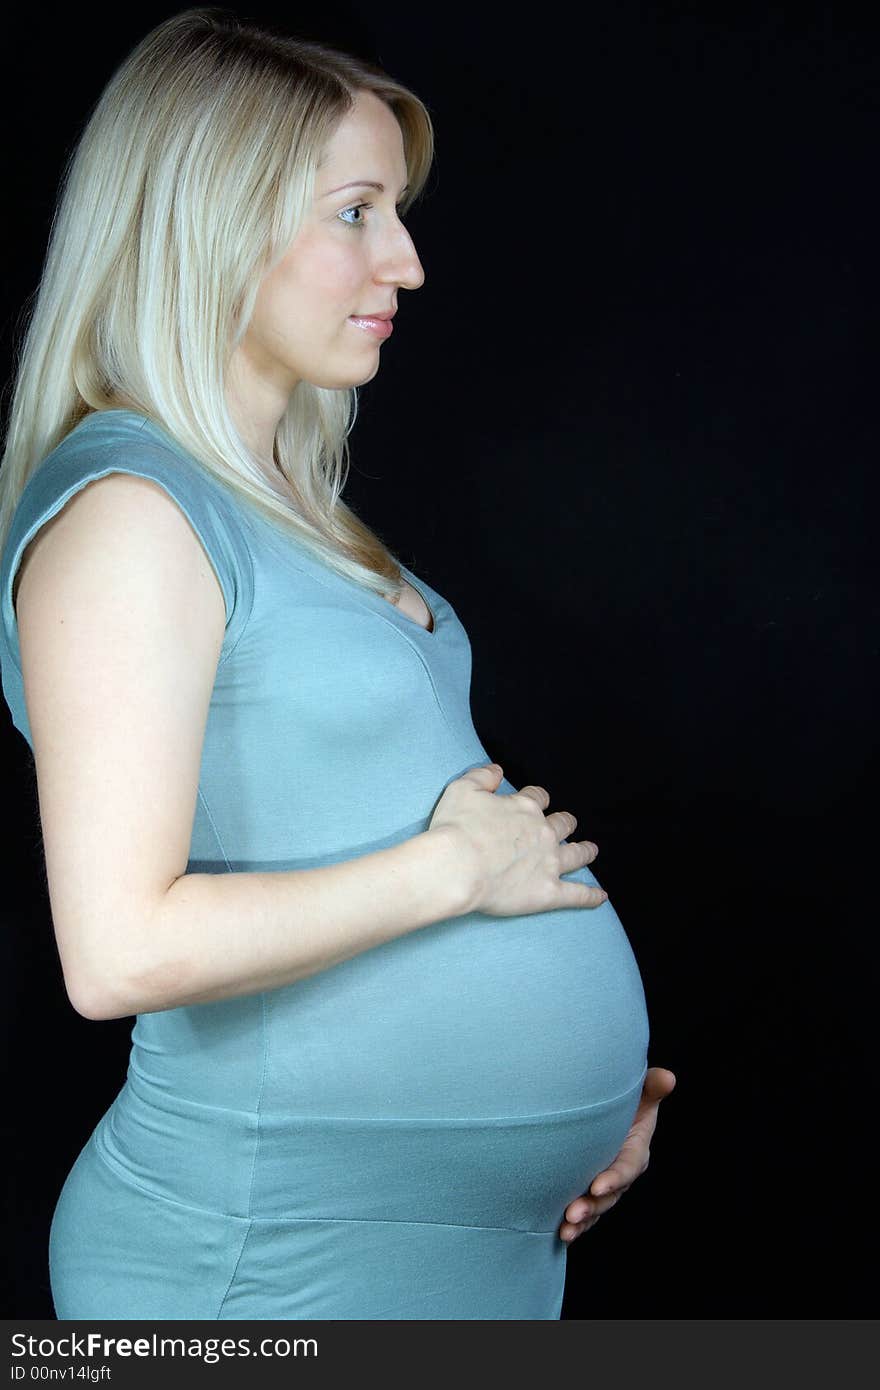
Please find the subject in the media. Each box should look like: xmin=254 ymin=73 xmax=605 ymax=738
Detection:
xmin=558 ymin=1066 xmax=677 ymax=1244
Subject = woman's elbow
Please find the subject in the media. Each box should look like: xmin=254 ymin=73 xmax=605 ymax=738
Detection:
xmin=59 ymin=899 xmax=182 ymax=1020
xmin=65 ymin=968 xmax=136 ymax=1021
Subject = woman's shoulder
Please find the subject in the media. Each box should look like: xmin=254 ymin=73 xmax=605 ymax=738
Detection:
xmin=1 ymin=409 xmax=256 ymax=683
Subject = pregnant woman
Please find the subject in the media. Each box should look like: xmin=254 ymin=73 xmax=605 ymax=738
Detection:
xmin=0 ymin=9 xmax=674 ymax=1319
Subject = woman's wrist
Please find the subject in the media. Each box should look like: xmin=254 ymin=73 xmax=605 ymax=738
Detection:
xmin=419 ymin=824 xmax=480 ymax=920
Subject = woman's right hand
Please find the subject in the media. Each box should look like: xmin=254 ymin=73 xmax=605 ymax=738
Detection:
xmin=427 ymin=762 xmax=606 ymax=917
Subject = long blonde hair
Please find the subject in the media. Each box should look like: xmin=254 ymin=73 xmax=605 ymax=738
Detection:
xmin=0 ymin=7 xmax=435 ymax=597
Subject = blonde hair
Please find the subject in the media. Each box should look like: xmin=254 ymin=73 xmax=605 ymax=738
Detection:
xmin=0 ymin=7 xmax=436 ymax=597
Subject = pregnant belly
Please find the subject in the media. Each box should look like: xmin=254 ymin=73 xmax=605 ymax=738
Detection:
xmin=260 ymin=862 xmax=650 ymax=1120
xmin=104 ymin=826 xmax=649 ymax=1241
xmin=102 ymin=901 xmax=647 ymax=1244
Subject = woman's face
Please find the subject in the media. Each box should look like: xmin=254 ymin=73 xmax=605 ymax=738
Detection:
xmin=231 ymin=89 xmax=425 ymax=418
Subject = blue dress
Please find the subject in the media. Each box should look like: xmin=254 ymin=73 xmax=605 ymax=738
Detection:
xmin=0 ymin=409 xmax=650 ymax=1319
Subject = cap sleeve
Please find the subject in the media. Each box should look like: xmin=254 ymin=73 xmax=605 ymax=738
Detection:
xmin=0 ymin=433 xmax=255 ymax=740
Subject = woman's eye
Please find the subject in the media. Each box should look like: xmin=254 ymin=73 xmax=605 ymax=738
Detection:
xmin=339 ymin=202 xmax=407 ymax=229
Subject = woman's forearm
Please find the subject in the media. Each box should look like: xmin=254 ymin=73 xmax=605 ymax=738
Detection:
xmin=87 ymin=827 xmax=471 ymax=1019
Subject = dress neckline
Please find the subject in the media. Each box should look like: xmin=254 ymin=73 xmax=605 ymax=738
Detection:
xmin=384 ymin=575 xmax=436 ymax=636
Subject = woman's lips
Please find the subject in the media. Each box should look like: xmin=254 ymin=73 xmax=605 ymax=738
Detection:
xmin=348 ymin=316 xmax=394 ymax=339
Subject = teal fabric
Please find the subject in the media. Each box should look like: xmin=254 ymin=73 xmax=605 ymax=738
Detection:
xmin=0 ymin=409 xmax=650 ymax=1319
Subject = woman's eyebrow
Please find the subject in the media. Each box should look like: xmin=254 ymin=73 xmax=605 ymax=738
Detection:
xmin=321 ymin=180 xmax=410 ymax=197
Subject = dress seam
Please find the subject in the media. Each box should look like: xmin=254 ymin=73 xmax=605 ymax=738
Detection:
xmin=214 ymin=1221 xmax=255 ymax=1320
xmin=88 ymin=1129 xmax=247 ymax=1218
xmin=377 ymin=616 xmax=455 ymax=738
xmin=196 ymin=786 xmax=233 ymax=870
xmin=245 ymin=994 xmax=271 ymax=1220
xmin=242 ymin=1214 xmax=560 ymax=1236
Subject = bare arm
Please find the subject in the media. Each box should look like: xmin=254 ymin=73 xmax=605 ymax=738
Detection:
xmin=136 ymin=827 xmax=468 ymax=1017
xmin=15 ymin=473 xmax=469 ymax=1022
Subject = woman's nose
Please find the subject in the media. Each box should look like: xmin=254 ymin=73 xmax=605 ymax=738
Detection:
xmin=379 ymin=227 xmax=425 ymax=292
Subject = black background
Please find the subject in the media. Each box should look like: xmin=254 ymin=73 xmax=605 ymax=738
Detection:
xmin=1 ymin=1 xmax=877 ymax=1319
